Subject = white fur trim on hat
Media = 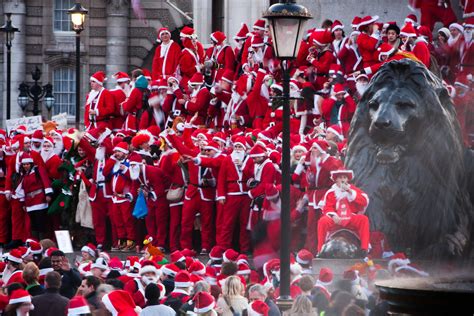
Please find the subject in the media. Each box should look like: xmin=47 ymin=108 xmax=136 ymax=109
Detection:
xmin=292 ymin=145 xmax=307 ymax=153
xmin=21 ymin=158 xmax=34 ymax=164
xmin=90 ymin=76 xmax=106 ymax=86
xmin=113 ymin=146 xmax=129 ymax=154
xmin=449 ymin=23 xmax=464 ymax=33
xmin=175 ymin=280 xmax=192 ymax=288
xmin=139 ymin=265 xmax=158 ymax=275
xmin=9 ymin=296 xmax=31 ymax=305
xmin=7 ymin=253 xmax=22 ymax=264
xmin=101 ymin=293 xmax=118 ymax=315
xmin=68 ymin=305 xmax=91 ymax=315
xmin=327 ymin=126 xmax=344 ymax=141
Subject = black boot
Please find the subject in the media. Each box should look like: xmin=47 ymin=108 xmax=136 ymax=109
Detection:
xmin=4 ymin=239 xmax=23 ymax=250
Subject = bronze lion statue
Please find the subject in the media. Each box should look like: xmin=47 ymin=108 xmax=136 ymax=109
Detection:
xmin=345 ymin=59 xmax=473 ymax=259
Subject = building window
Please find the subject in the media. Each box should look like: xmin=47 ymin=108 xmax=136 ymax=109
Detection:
xmin=53 ymin=68 xmax=76 ymax=116
xmin=54 ymin=0 xmax=75 ymax=32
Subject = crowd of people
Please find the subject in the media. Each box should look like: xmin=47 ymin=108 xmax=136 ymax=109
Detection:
xmin=0 ymin=1 xmax=471 ymax=314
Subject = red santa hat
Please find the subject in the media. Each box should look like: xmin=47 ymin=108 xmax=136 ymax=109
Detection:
xmin=331 ymin=20 xmax=344 ymax=33
xmin=317 ymin=267 xmax=333 ymax=286
xmin=15 ymin=125 xmax=28 ymax=135
xmin=209 ymin=246 xmax=225 ymax=260
xmin=251 ymin=35 xmax=265 ymax=47
xmin=31 ymin=129 xmax=44 ymax=143
xmin=351 ymin=16 xmax=361 ymax=29
xmin=203 ymin=141 xmax=220 ymax=152
xmin=210 ymin=31 xmax=226 ymax=44
xmin=189 ymin=72 xmax=205 ymax=85
xmin=212 ymin=132 xmax=226 ymax=144
xmin=175 ymin=270 xmax=192 ymax=288
xmin=113 ymin=141 xmax=129 ymax=154
xmin=193 ymin=291 xmax=215 ymax=313
xmin=237 ymin=263 xmax=251 ymax=275
xmin=234 ymin=23 xmax=250 ymax=40
xmin=170 ymin=250 xmax=185 ymax=263
xmin=249 ymin=144 xmax=267 ymax=158
xmin=311 ymin=139 xmax=329 ymax=153
xmin=358 ymin=15 xmax=379 ymax=27
xmin=376 ymin=43 xmax=397 ymax=61
xmin=28 ymin=240 xmax=43 ymax=255
xmin=417 ymin=25 xmax=432 ymax=42
xmin=296 ymin=249 xmax=313 ymax=265
xmin=311 ymin=29 xmax=333 ymax=46
xmin=289 ymin=79 xmax=301 ymax=91
xmin=253 ymin=19 xmax=266 ymax=31
xmin=405 ymin=14 xmax=418 ymax=25
xmin=162 ymin=263 xmax=180 ymax=277
xmin=108 ymin=257 xmax=124 ymax=271
xmin=7 ymin=249 xmax=23 ymax=264
xmin=90 ymin=71 xmax=107 ymax=86
xmin=327 ymin=125 xmax=345 ymax=141
xmin=102 ymin=290 xmax=140 ymax=316
xmin=343 ymin=269 xmax=360 ymax=285
xmin=333 ymin=83 xmax=346 ymax=94
xmin=91 ymin=257 xmax=109 ymax=271
xmin=142 ymin=69 xmax=152 ymax=81
xmin=181 ymin=248 xmax=197 ymax=258
xmin=139 ymin=260 xmax=159 ymax=275
xmin=270 ymin=82 xmax=283 ymax=92
xmin=189 ymin=261 xmax=206 ymax=275
xmin=43 ymin=136 xmax=54 ymax=146
xmin=44 ymin=247 xmax=59 ymax=258
xmin=157 ymin=27 xmax=171 ymax=38
xmin=330 ymin=168 xmax=354 ymax=181
xmin=180 ymin=26 xmax=195 ymax=38
xmin=113 ymin=71 xmax=130 ymax=83
xmin=81 ymin=243 xmax=97 ymax=257
xmin=248 ymin=300 xmax=270 ymax=316
xmin=232 ymin=136 xmax=247 ymax=149
xmin=68 ymin=296 xmax=91 ymax=315
xmin=329 ymin=64 xmax=344 ymax=77
xmin=205 ymin=266 xmax=218 ymax=285
xmin=9 ymin=289 xmax=31 ymax=305
xmin=131 ymin=133 xmax=151 ymax=149
xmin=19 ymin=152 xmax=34 ymax=164
xmin=400 ymin=23 xmax=417 ymax=37
xmin=291 ymin=142 xmax=307 ymax=154
xmin=223 ymin=249 xmax=239 ymax=263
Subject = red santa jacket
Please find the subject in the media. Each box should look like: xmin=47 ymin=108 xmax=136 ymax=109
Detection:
xmin=321 ymin=94 xmax=357 ymax=135
xmin=338 ymin=43 xmax=363 ymax=74
xmin=103 ymin=156 xmax=132 ymax=203
xmin=247 ymin=68 xmax=271 ymax=128
xmin=84 ymin=88 xmax=115 ymax=131
xmin=310 ymin=49 xmax=336 ymax=90
xmin=122 ymin=87 xmax=145 ymax=132
xmin=245 ymin=158 xmax=276 ymax=200
xmin=124 ymin=278 xmax=147 ymax=308
xmin=163 ymin=87 xmax=185 ymax=118
xmin=6 ymin=270 xmax=26 ymax=286
xmin=208 ymin=88 xmax=231 ymax=129
xmin=158 ymin=149 xmax=186 ymax=206
xmin=43 ymin=154 xmax=62 ymax=180
xmin=109 ymin=87 xmax=127 ymax=131
xmin=217 ymin=154 xmax=252 ymax=199
xmin=179 ymin=46 xmax=202 ymax=88
xmin=206 ymin=45 xmax=236 ymax=73
xmin=410 ymin=39 xmax=431 ymax=68
xmin=152 ymin=40 xmax=181 ymax=79
xmin=184 ymin=86 xmax=211 ymax=126
xmin=357 ymin=32 xmax=379 ymax=67
xmin=321 ymin=183 xmax=369 ymax=226
xmin=130 ymin=164 xmax=170 ymax=201
xmin=460 ymin=40 xmax=474 ymax=76
xmin=139 ymin=107 xmax=166 ymax=131
xmin=19 ymin=165 xmax=53 ymax=212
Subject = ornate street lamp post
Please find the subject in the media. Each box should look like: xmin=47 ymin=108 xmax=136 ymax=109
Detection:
xmin=68 ymin=2 xmax=88 ymax=129
xmin=18 ymin=67 xmax=55 ymax=117
xmin=263 ymin=0 xmax=312 ymax=308
xmin=0 ymin=13 xmax=20 ymax=120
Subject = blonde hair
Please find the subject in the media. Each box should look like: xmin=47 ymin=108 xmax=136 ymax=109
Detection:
xmin=22 ymin=262 xmax=40 ymax=284
xmin=223 ymin=276 xmax=243 ymax=297
xmin=287 ymin=295 xmax=317 ymax=316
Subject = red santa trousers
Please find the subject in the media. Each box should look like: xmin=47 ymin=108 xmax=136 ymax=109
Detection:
xmin=11 ymin=198 xmax=30 ymax=241
xmin=317 ymin=214 xmax=370 ymax=252
xmin=169 ymin=204 xmax=183 ymax=251
xmin=181 ymin=195 xmax=215 ymax=250
xmin=111 ymin=201 xmax=136 ymax=241
xmin=305 ymin=206 xmax=321 ymax=254
xmin=145 ymin=197 xmax=169 ymax=248
xmin=217 ymin=195 xmax=251 ymax=252
xmin=90 ymin=190 xmax=110 ymax=245
xmin=0 ymin=195 xmax=11 ymax=243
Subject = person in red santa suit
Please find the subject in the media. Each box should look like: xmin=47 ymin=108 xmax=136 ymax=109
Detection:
xmin=453 ymin=77 xmax=474 ymax=146
xmin=109 ymin=71 xmax=131 ymax=132
xmin=152 ymin=27 xmax=181 ymax=80
xmin=167 ymin=131 xmax=217 ymax=254
xmin=307 ymin=29 xmax=336 ymax=90
xmin=103 ymin=142 xmax=136 ymax=251
xmin=0 ymin=142 xmax=10 ymax=247
xmin=241 ymin=19 xmax=267 ymax=67
xmin=178 ymin=26 xmax=205 ymax=88
xmin=3 ymin=249 xmax=26 ymax=286
xmin=204 ymin=31 xmax=236 ymax=85
xmin=139 ymin=79 xmax=167 ymax=131
xmin=183 ymin=72 xmax=211 ymax=127
xmin=40 ymin=137 xmax=62 ymax=180
xmin=84 ymin=71 xmax=115 ymax=131
xmin=337 ymin=30 xmax=364 ymax=76
xmin=221 ymin=78 xmax=251 ymax=131
xmin=413 ymin=0 xmax=457 ymax=31
xmin=207 ymin=69 xmax=233 ymax=129
xmin=317 ymin=169 xmax=370 ymax=256
xmin=321 ymin=83 xmax=357 ymax=136
xmin=233 ymin=23 xmax=250 ymax=71
xmin=247 ymin=69 xmax=273 ymax=129
xmin=331 ymin=20 xmax=348 ymax=56
xmin=399 ymin=23 xmax=431 ymax=68
xmin=122 ymin=75 xmax=149 ymax=132
xmin=292 ymin=139 xmax=343 ymax=254
xmin=124 ymin=260 xmax=164 ymax=308
xmin=216 ymin=137 xmax=252 ymax=253
xmin=244 ymin=143 xmax=276 ymax=231
xmin=16 ymin=152 xmax=53 ymax=240
xmin=356 ymin=15 xmax=381 ymax=68
xmin=459 ymin=24 xmax=473 ymax=80
xmin=129 ymin=152 xmax=170 ymax=251
xmin=30 ymin=129 xmax=44 ymax=153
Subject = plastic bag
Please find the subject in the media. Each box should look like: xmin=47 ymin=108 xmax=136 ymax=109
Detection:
xmin=132 ymin=190 xmax=148 ymax=219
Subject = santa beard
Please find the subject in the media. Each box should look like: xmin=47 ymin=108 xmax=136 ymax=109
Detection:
xmin=53 ymin=140 xmax=63 ymax=156
xmin=95 ymin=147 xmax=105 ymax=161
xmin=142 ymin=275 xmax=158 ymax=286
xmin=356 ymin=82 xmax=368 ymax=96
xmin=129 ymin=164 xmax=141 ymax=180
xmin=447 ymin=34 xmax=460 ymax=46
xmin=41 ymin=148 xmax=54 ymax=162
xmin=253 ymin=50 xmax=264 ymax=63
xmin=231 ymin=150 xmax=246 ymax=165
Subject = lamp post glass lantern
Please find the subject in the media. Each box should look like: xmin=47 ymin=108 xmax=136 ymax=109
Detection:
xmin=0 ymin=13 xmax=20 ymax=120
xmin=263 ymin=0 xmax=312 ymax=305
xmin=17 ymin=67 xmax=55 ymax=117
xmin=68 ymin=2 xmax=88 ymax=129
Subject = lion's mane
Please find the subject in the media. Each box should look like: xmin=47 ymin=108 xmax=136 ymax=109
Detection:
xmin=345 ymin=59 xmax=473 ymax=258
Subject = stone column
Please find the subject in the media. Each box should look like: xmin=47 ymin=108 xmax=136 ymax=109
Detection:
xmin=105 ymin=0 xmax=129 ymax=88
xmin=193 ymin=0 xmax=212 ymax=45
xmin=225 ymin=0 xmax=269 ymax=47
xmin=3 ymin=0 xmax=26 ymax=122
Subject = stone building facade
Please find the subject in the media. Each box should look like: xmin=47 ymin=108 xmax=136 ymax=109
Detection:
xmin=0 ymin=0 xmax=462 ymax=128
